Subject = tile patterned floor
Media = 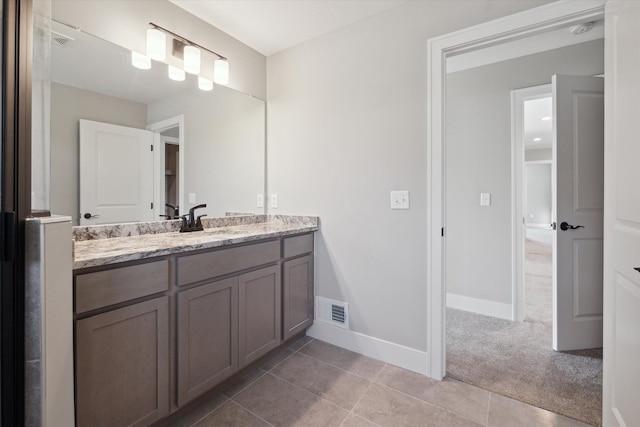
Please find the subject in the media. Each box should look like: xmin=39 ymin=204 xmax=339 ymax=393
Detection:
xmin=169 ymin=336 xmax=592 ymax=427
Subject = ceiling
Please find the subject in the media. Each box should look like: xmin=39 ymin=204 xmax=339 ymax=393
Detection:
xmin=168 ymin=0 xmax=409 ymax=56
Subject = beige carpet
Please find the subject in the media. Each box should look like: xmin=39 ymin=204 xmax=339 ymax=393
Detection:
xmin=446 ymin=228 xmax=602 ymax=426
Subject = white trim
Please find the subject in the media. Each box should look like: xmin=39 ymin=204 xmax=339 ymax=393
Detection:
xmin=527 ymin=223 xmax=552 ymax=229
xmin=512 ymin=84 xmax=552 ymax=323
xmin=147 ymin=115 xmax=185 ymax=220
xmin=426 ymin=0 xmax=606 ymax=380
xmin=446 ymin=293 xmax=513 ymax=321
xmin=306 ymin=322 xmax=428 ymax=376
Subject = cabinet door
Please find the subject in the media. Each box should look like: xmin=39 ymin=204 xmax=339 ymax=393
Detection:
xmin=177 ymin=277 xmax=238 ymax=406
xmin=283 ymin=255 xmax=314 ymax=341
xmin=76 ymin=296 xmax=170 ymax=427
xmin=239 ymin=265 xmax=281 ymax=367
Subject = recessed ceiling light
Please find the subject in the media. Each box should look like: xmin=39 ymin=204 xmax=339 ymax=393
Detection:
xmin=533 ymin=137 xmax=542 ymax=142
xmin=541 ymin=116 xmax=552 ymax=121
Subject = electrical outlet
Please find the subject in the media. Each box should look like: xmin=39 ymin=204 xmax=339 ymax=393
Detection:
xmin=188 ymin=193 xmax=196 ymax=203
xmin=480 ymin=192 xmax=491 ymax=207
xmin=390 ymin=191 xmax=410 ymax=209
xmin=257 ymin=194 xmax=264 ymax=208
xmin=271 ymin=194 xmax=278 ymax=209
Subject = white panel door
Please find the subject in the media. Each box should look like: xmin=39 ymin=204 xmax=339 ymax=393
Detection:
xmin=552 ymin=75 xmax=604 ymax=351
xmin=79 ymin=120 xmax=154 ymax=225
xmin=603 ymin=2 xmax=640 ymax=426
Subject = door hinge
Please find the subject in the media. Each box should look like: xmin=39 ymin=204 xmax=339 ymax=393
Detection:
xmin=1 ymin=212 xmax=16 ymax=262
xmin=150 ymin=202 xmax=154 ymax=209
xmin=441 ymin=227 xmax=445 ymax=237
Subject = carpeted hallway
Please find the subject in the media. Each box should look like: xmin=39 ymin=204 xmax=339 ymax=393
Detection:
xmin=446 ymin=228 xmax=602 ymax=426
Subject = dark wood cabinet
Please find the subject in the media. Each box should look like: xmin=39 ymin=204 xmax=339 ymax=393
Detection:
xmin=282 ymin=254 xmax=314 ymax=341
xmin=75 ymin=296 xmax=170 ymax=427
xmin=239 ymin=265 xmax=281 ymax=367
xmin=177 ymin=277 xmax=239 ymax=406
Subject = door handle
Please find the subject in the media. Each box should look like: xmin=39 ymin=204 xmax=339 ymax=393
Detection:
xmin=560 ymin=221 xmax=583 ymax=231
xmin=83 ymin=213 xmax=100 ymax=220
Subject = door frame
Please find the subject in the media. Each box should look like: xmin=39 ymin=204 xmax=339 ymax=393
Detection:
xmin=148 ymin=115 xmax=184 ymax=221
xmin=2 ymin=0 xmax=33 ymax=423
xmin=426 ymin=0 xmax=606 ymax=379
xmin=511 ymin=84 xmax=552 ymax=322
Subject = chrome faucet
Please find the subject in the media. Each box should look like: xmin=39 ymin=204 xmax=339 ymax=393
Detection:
xmin=180 ymin=204 xmax=207 ymax=232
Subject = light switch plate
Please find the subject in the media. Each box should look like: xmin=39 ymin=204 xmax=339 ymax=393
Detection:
xmin=390 ymin=191 xmax=410 ymax=209
xmin=271 ymin=194 xmax=278 ymax=209
xmin=188 ymin=193 xmax=196 ymax=203
xmin=480 ymin=192 xmax=491 ymax=206
xmin=257 ymin=194 xmax=264 ymax=208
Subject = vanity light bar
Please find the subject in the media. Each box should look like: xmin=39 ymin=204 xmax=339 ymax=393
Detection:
xmin=148 ymin=23 xmax=227 ymax=61
xmin=138 ymin=23 xmax=230 ymax=89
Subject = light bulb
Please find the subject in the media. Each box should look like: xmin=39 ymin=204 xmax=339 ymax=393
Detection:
xmin=198 ymin=76 xmax=213 ymax=91
xmin=184 ymin=45 xmax=201 ymax=74
xmin=168 ymin=65 xmax=185 ymax=81
xmin=146 ymin=28 xmax=166 ymax=61
xmin=131 ymin=51 xmax=151 ymax=70
xmin=213 ymin=59 xmax=229 ymax=85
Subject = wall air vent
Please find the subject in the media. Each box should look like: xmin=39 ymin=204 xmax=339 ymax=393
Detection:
xmin=52 ymin=31 xmax=75 ymax=48
xmin=315 ymin=296 xmax=349 ymax=330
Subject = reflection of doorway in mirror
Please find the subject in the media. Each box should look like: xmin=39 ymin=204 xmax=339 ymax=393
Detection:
xmin=163 ymin=135 xmax=180 ymax=218
xmin=148 ymin=115 xmax=184 ymax=222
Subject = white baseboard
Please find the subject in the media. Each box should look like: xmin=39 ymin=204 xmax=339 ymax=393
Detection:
xmin=306 ymin=321 xmax=428 ymax=376
xmin=446 ymin=293 xmax=512 ymax=320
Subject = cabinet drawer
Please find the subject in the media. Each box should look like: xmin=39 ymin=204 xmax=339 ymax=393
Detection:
xmin=283 ymin=234 xmax=314 ymax=259
xmin=177 ymin=240 xmax=280 ymax=286
xmin=75 ymin=260 xmax=169 ymax=314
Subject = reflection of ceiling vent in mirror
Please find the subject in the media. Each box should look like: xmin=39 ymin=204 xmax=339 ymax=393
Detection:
xmin=52 ymin=31 xmax=75 ymax=48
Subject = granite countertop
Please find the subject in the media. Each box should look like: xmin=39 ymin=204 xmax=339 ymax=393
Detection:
xmin=73 ymin=215 xmax=318 ymax=270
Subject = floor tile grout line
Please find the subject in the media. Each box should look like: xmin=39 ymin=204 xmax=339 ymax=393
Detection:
xmin=223 ymin=337 xmax=315 ymax=401
xmin=485 ymin=392 xmax=492 ymax=427
xmin=261 ymin=337 xmax=315 ymax=375
xmin=221 ymin=368 xmax=269 ymax=400
xmin=294 ymin=348 xmax=384 ymax=383
xmin=373 ymin=379 xmax=486 ymax=426
xmin=225 ymin=399 xmax=276 ymax=427
xmin=188 ymin=395 xmax=230 ymax=427
xmin=262 ymin=371 xmax=354 ymax=414
xmin=340 ymin=364 xmax=387 ymax=427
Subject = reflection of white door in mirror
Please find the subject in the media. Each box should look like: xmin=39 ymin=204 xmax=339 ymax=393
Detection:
xmin=79 ymin=120 xmax=154 ymax=225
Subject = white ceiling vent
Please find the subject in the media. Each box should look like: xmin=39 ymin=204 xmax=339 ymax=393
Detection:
xmin=52 ymin=31 xmax=75 ymax=48
xmin=316 ymin=296 xmax=349 ymax=330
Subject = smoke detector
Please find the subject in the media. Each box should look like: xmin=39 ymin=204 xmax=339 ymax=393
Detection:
xmin=570 ymin=22 xmax=594 ymax=35
xmin=52 ymin=30 xmax=75 ymax=48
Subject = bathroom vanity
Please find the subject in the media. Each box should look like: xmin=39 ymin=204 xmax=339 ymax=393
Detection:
xmin=72 ymin=215 xmax=317 ymax=426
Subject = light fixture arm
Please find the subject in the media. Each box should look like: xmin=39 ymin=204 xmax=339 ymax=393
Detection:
xmin=149 ymin=22 xmax=227 ymax=61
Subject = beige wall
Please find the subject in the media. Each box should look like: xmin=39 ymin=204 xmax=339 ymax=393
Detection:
xmin=51 ymin=0 xmax=266 ymax=99
xmin=266 ymin=0 xmax=554 ymax=353
xmin=51 ymin=83 xmax=147 ymax=224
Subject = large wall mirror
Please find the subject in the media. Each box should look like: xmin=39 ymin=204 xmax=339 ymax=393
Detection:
xmin=49 ymin=9 xmax=265 ymax=226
